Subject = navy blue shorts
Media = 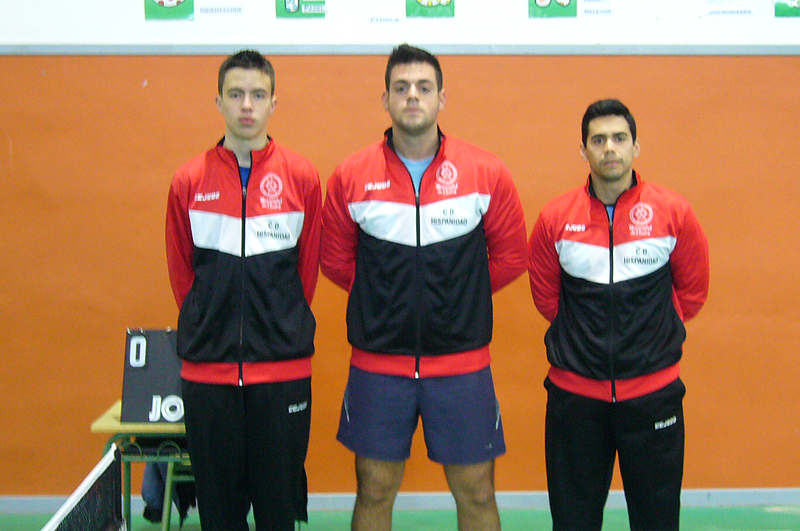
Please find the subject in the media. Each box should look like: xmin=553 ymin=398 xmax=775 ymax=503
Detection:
xmin=337 ymin=366 xmax=506 ymax=465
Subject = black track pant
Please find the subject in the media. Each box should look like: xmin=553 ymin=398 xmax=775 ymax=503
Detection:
xmin=545 ymin=377 xmax=686 ymax=531
xmin=182 ymin=378 xmax=311 ymax=531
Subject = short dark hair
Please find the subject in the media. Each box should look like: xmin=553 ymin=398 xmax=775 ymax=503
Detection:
xmin=218 ymin=50 xmax=275 ymax=96
xmin=385 ymin=44 xmax=443 ymax=91
xmin=581 ymin=99 xmax=637 ymax=146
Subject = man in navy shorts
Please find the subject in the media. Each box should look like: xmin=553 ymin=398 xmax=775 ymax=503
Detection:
xmin=321 ymin=44 xmax=528 ymax=531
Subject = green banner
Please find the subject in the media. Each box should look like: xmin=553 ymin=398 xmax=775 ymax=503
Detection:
xmin=775 ymin=1 xmax=800 ymax=16
xmin=407 ymin=0 xmax=454 ymax=18
xmin=529 ymin=0 xmax=576 ymax=18
xmin=277 ymin=0 xmax=326 ymax=18
xmin=144 ymin=0 xmax=194 ymax=20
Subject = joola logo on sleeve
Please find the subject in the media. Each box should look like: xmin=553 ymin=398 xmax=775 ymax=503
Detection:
xmin=365 ymin=179 xmax=391 ymax=192
xmin=565 ymin=223 xmax=586 ymax=232
xmin=194 ymin=191 xmax=220 ymax=202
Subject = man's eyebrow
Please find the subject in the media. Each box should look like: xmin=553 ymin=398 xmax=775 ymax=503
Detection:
xmin=392 ymin=79 xmax=435 ymax=85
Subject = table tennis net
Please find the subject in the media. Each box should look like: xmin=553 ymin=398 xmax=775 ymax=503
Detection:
xmin=41 ymin=446 xmax=123 ymax=531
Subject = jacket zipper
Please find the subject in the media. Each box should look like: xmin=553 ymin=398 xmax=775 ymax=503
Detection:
xmin=607 ymin=204 xmax=617 ymax=402
xmin=413 ymin=178 xmax=422 ymax=380
xmin=238 ymin=155 xmax=251 ymax=387
xmin=395 ymin=143 xmax=438 ymax=380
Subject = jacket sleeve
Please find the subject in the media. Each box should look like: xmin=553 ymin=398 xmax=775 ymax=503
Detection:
xmin=482 ymin=166 xmax=528 ymax=293
xmin=296 ymin=167 xmax=323 ymax=305
xmin=320 ymin=167 xmax=358 ymax=292
xmin=670 ymin=205 xmax=709 ymax=321
xmin=165 ymin=172 xmax=195 ymax=310
xmin=528 ymin=211 xmax=562 ymax=322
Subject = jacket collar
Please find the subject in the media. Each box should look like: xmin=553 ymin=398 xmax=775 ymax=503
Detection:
xmin=586 ymin=170 xmax=640 ymax=202
xmin=384 ymin=127 xmax=445 ymax=159
xmin=215 ymin=136 xmax=275 ymax=167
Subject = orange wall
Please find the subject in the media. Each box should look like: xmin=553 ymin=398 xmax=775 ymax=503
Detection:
xmin=1 ymin=54 xmax=799 ymax=496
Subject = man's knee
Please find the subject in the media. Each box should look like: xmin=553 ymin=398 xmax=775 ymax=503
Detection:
xmin=456 ymin=481 xmax=496 ymax=508
xmin=444 ymin=461 xmax=497 ymax=507
xmin=355 ymin=456 xmax=405 ymax=505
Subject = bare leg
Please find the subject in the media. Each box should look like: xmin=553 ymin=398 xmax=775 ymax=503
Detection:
xmin=444 ymin=460 xmax=501 ymax=531
xmin=351 ymin=455 xmax=405 ymax=531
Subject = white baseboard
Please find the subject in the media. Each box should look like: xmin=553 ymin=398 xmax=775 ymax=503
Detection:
xmin=306 ymin=488 xmax=800 ymax=511
xmin=2 ymin=489 xmax=799 ymax=514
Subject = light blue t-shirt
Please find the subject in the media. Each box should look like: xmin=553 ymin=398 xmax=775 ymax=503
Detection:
xmin=398 ymin=154 xmax=434 ymax=194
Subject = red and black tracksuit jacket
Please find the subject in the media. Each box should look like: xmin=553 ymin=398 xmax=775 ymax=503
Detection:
xmin=165 ymin=139 xmax=322 ymax=385
xmin=528 ymin=173 xmax=709 ymax=402
xmin=321 ymin=130 xmax=528 ymax=378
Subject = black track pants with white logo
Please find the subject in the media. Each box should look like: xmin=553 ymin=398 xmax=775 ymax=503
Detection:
xmin=182 ymin=378 xmax=311 ymax=531
xmin=544 ymin=377 xmax=685 ymax=531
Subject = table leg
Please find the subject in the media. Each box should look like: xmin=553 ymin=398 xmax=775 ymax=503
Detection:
xmin=124 ymin=460 xmax=132 ymax=531
xmin=161 ymin=461 xmax=175 ymax=531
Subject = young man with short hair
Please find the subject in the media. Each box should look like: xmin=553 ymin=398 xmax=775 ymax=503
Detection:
xmin=165 ymin=50 xmax=321 ymax=531
xmin=321 ymin=44 xmax=528 ymax=531
xmin=528 ymin=99 xmax=709 ymax=531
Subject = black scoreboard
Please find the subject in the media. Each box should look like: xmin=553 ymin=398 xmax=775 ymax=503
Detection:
xmin=120 ymin=329 xmax=184 ymax=423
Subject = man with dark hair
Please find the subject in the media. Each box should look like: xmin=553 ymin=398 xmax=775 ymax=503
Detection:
xmin=580 ymin=98 xmax=637 ymax=147
xmin=165 ymin=49 xmax=321 ymax=531
xmin=217 ymin=49 xmax=276 ymax=96
xmin=383 ymin=43 xmax=443 ymax=93
xmin=528 ymin=98 xmax=709 ymax=531
xmin=321 ymin=44 xmax=528 ymax=531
